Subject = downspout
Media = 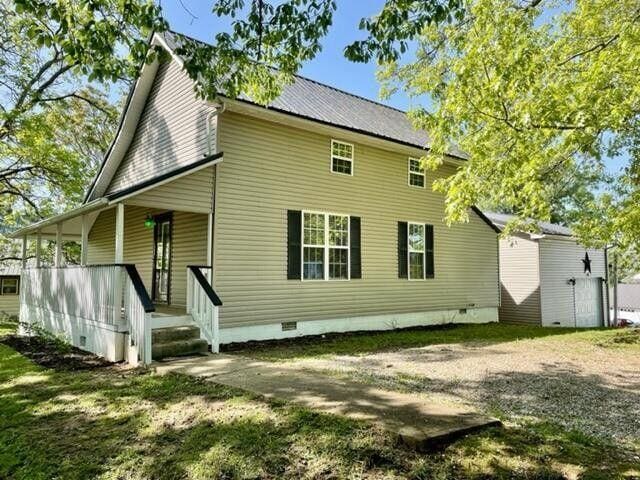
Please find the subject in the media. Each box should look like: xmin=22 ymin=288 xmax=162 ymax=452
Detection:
xmin=206 ymin=101 xmax=225 ymax=266
xmin=604 ymin=245 xmax=611 ymax=327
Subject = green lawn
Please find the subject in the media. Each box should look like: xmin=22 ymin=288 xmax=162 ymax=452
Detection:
xmin=232 ymin=322 xmax=634 ymax=361
xmin=1 ymin=320 xmax=639 ymax=479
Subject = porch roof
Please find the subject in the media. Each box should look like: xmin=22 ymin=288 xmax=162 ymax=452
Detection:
xmin=9 ymin=152 xmax=223 ymax=239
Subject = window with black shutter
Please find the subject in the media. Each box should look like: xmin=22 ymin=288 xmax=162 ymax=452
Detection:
xmin=350 ymin=217 xmax=361 ymax=279
xmin=397 ymin=222 xmax=408 ymax=278
xmin=400 ymin=221 xmax=434 ymax=280
xmin=425 ymin=224 xmax=434 ymax=278
xmin=288 ymin=210 xmax=361 ymax=280
xmin=287 ymin=210 xmax=302 ymax=279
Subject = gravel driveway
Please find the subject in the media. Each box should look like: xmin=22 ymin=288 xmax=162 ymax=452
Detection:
xmin=273 ymin=336 xmax=640 ymax=444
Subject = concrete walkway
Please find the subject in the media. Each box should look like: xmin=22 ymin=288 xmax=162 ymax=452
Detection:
xmin=154 ymin=354 xmax=500 ymax=450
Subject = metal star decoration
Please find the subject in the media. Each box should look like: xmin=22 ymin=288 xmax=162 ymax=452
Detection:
xmin=582 ymin=252 xmax=591 ymax=274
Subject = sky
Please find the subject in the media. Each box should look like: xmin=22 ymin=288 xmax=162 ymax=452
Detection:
xmin=159 ymin=0 xmax=626 ymax=177
xmin=160 ymin=0 xmax=409 ymax=108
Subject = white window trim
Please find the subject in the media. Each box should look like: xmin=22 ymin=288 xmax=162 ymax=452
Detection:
xmin=330 ymin=140 xmax=354 ymax=176
xmin=407 ymin=221 xmax=426 ymax=281
xmin=301 ymin=210 xmax=351 ymax=281
xmin=408 ymin=157 xmax=426 ymax=188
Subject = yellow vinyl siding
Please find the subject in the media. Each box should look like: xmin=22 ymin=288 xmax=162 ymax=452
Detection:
xmin=215 ymin=112 xmax=499 ymax=328
xmin=106 ymin=59 xmax=215 ymax=195
xmin=497 ymin=235 xmax=542 ymax=325
xmin=87 ymin=205 xmax=208 ymax=306
xmin=124 ymin=166 xmax=215 ymax=213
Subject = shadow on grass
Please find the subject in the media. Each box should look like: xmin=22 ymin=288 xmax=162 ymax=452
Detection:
xmin=232 ymin=323 xmax=603 ymax=360
xmin=2 ymin=323 xmax=638 ymax=479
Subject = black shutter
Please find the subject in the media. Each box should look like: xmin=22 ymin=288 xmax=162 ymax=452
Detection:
xmin=350 ymin=216 xmax=361 ymax=279
xmin=287 ymin=210 xmax=302 ymax=279
xmin=398 ymin=221 xmax=408 ymax=278
xmin=425 ymin=224 xmax=434 ymax=278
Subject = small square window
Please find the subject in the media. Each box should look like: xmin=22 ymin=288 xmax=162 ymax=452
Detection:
xmin=408 ymin=158 xmax=425 ymax=188
xmin=1 ymin=278 xmax=18 ymax=295
xmin=331 ymin=140 xmax=354 ymax=175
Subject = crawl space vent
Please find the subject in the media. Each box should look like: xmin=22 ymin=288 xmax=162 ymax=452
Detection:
xmin=79 ymin=335 xmax=87 ymax=347
xmin=459 ymin=308 xmax=467 ymax=314
xmin=281 ymin=321 xmax=297 ymax=331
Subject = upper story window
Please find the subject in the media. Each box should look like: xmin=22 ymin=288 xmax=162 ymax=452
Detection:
xmin=1 ymin=277 xmax=19 ymax=295
xmin=303 ymin=212 xmax=350 ymax=280
xmin=331 ymin=140 xmax=354 ymax=176
xmin=408 ymin=158 xmax=425 ymax=188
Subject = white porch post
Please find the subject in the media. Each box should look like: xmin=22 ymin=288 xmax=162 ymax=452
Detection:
xmin=35 ymin=230 xmax=42 ymax=267
xmin=21 ymin=235 xmax=28 ymax=269
xmin=80 ymin=215 xmax=89 ymax=266
xmin=54 ymin=223 xmax=64 ymax=267
xmin=114 ymin=203 xmax=125 ymax=324
xmin=115 ymin=203 xmax=124 ymax=263
xmin=207 ymin=212 xmax=213 ymax=266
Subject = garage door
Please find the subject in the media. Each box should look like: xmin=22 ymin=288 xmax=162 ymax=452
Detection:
xmin=574 ymin=278 xmax=603 ymax=327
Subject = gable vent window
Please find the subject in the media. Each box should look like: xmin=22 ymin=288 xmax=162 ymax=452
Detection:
xmin=408 ymin=158 xmax=425 ymax=188
xmin=398 ymin=221 xmax=434 ymax=280
xmin=331 ymin=140 xmax=354 ymax=176
xmin=287 ymin=210 xmax=362 ymax=281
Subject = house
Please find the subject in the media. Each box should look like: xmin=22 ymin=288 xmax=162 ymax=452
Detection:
xmin=611 ymin=283 xmax=640 ymax=325
xmin=0 ymin=268 xmax=20 ymax=318
xmin=484 ymin=212 xmax=608 ymax=327
xmin=9 ymin=31 xmax=500 ymax=365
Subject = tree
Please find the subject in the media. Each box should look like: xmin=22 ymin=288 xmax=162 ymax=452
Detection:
xmin=0 ymin=0 xmax=165 ymax=265
xmin=175 ymin=0 xmax=638 ymax=265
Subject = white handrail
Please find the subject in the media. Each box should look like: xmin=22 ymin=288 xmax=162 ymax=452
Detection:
xmin=123 ymin=273 xmax=152 ymax=366
xmin=186 ymin=266 xmax=221 ymax=353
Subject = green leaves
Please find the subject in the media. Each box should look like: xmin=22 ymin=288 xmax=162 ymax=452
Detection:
xmin=13 ymin=0 xmax=167 ymax=83
xmin=179 ymin=0 xmax=336 ymax=104
xmin=377 ymin=0 xmax=639 ymax=259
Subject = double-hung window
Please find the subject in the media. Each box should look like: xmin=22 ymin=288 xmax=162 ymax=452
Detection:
xmin=331 ymin=140 xmax=354 ymax=175
xmin=408 ymin=223 xmax=425 ymax=280
xmin=398 ymin=221 xmax=434 ymax=280
xmin=302 ymin=212 xmax=350 ymax=280
xmin=408 ymin=158 xmax=425 ymax=188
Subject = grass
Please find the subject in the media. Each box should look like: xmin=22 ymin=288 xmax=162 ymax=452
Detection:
xmin=1 ymin=320 xmax=639 ymax=479
xmin=233 ymin=322 xmax=635 ymax=361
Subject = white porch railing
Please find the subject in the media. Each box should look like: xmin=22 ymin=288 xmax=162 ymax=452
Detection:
xmin=20 ymin=264 xmax=155 ymax=366
xmin=186 ymin=265 xmax=222 ymax=353
xmin=21 ymin=265 xmax=126 ymax=325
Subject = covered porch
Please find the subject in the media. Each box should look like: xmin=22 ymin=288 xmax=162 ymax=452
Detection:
xmin=10 ymin=156 xmax=223 ymax=366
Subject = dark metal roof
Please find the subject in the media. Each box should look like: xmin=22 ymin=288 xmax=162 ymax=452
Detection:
xmin=163 ymin=31 xmax=467 ymax=158
xmin=482 ymin=211 xmax=573 ymax=237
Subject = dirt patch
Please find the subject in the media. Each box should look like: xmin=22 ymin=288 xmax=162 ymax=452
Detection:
xmin=222 ymin=323 xmax=459 ymax=353
xmin=1 ymin=334 xmax=116 ymax=371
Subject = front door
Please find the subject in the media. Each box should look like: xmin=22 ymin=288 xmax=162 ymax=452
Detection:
xmin=152 ymin=213 xmax=172 ymax=304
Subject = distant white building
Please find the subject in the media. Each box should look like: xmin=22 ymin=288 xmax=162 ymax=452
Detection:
xmin=612 ymin=283 xmax=640 ymax=325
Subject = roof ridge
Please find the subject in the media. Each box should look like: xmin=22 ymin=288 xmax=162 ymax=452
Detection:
xmin=164 ymin=29 xmax=408 ymax=115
